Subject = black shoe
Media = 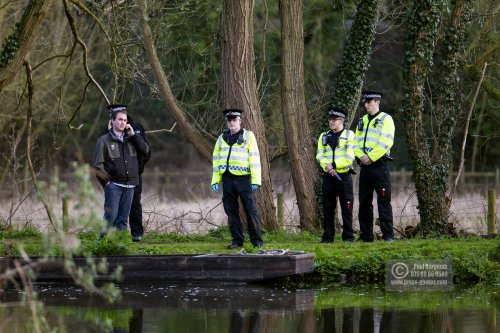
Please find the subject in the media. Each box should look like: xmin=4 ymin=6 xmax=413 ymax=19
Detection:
xmin=343 ymin=239 xmax=355 ymax=243
xmin=227 ymin=243 xmax=243 ymax=249
xmin=320 ymin=239 xmax=333 ymax=243
xmin=253 ymin=243 xmax=264 ymax=249
xmin=131 ymin=235 xmax=142 ymax=242
xmin=355 ymin=238 xmax=372 ymax=243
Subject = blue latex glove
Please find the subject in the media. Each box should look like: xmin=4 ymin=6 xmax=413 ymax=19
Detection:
xmin=211 ymin=184 xmax=219 ymax=193
xmin=251 ymin=184 xmax=260 ymax=191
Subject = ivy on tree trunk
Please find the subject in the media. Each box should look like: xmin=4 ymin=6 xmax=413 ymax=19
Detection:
xmin=329 ymin=0 xmax=380 ymax=121
xmin=400 ymin=0 xmax=474 ymax=236
xmin=0 ymin=0 xmax=49 ymax=92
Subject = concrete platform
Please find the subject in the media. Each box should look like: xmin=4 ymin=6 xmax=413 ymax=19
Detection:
xmin=0 ymin=252 xmax=314 ymax=282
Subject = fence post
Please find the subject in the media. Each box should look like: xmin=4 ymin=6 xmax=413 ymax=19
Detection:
xmin=277 ymin=192 xmax=284 ymax=229
xmin=487 ymin=189 xmax=496 ymax=234
xmin=62 ymin=196 xmax=69 ymax=232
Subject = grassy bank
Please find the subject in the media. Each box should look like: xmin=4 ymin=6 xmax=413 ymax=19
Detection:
xmin=1 ymin=227 xmax=498 ymax=285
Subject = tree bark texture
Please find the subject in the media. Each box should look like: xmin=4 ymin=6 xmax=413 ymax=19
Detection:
xmin=220 ymin=0 xmax=277 ymax=230
xmin=329 ymin=0 xmax=380 ymax=123
xmin=138 ymin=0 xmax=212 ymax=161
xmin=401 ymin=0 xmax=473 ymax=235
xmin=401 ymin=0 xmax=447 ymax=235
xmin=0 ymin=0 xmax=49 ymax=92
xmin=279 ymin=0 xmax=318 ymax=231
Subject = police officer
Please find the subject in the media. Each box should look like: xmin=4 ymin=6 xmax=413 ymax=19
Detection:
xmin=354 ymin=91 xmax=395 ymax=242
xmin=126 ymin=115 xmax=151 ymax=242
xmin=316 ymin=106 xmax=356 ymax=243
xmin=211 ymin=108 xmax=264 ymax=249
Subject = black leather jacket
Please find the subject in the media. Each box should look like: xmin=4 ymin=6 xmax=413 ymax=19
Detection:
xmin=92 ymin=129 xmax=149 ymax=188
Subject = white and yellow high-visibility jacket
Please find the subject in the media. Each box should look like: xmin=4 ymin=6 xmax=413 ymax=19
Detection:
xmin=316 ymin=129 xmax=356 ymax=173
xmin=211 ymin=129 xmax=261 ymax=186
xmin=354 ymin=112 xmax=395 ymax=162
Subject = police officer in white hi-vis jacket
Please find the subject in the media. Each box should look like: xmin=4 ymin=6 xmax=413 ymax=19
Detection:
xmin=354 ymin=91 xmax=395 ymax=243
xmin=211 ymin=109 xmax=263 ymax=249
xmin=316 ymin=106 xmax=356 ymax=243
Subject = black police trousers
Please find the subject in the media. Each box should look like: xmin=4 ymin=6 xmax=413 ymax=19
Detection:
xmin=358 ymin=162 xmax=394 ymax=241
xmin=222 ymin=173 xmax=263 ymax=247
xmin=129 ymin=176 xmax=144 ymax=237
xmin=321 ymin=172 xmax=354 ymax=242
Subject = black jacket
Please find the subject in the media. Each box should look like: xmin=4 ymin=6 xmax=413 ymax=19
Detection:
xmin=92 ymin=129 xmax=150 ymax=188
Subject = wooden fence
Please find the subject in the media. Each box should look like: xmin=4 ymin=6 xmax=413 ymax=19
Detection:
xmin=127 ymin=167 xmax=500 ymax=202
xmin=9 ymin=166 xmax=498 ymax=202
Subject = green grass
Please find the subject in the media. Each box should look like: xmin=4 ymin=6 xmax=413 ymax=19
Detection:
xmin=0 ymin=227 xmax=498 ymax=284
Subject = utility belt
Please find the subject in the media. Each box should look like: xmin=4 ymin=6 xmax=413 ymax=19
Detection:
xmin=325 ymin=168 xmax=356 ymax=175
xmin=222 ymin=170 xmax=250 ymax=179
xmin=362 ymin=159 xmax=387 ymax=168
xmin=359 ymin=155 xmax=394 ymax=168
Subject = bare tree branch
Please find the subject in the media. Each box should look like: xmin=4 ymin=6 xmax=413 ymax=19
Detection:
xmin=452 ymin=62 xmax=488 ymax=194
xmin=138 ymin=0 xmax=212 ymax=160
xmin=62 ymin=0 xmax=109 ymax=125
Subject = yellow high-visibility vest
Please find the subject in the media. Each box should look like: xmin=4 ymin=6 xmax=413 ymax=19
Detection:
xmin=211 ymin=129 xmax=261 ymax=185
xmin=316 ymin=129 xmax=356 ymax=173
xmin=354 ymin=112 xmax=395 ymax=162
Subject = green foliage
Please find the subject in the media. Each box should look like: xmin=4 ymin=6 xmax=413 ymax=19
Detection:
xmin=0 ymin=226 xmax=41 ymax=239
xmin=0 ymin=23 xmax=20 ymax=69
xmin=490 ymin=241 xmax=500 ymax=262
xmin=79 ymin=231 xmax=132 ymax=256
xmin=261 ymin=230 xmax=320 ymax=243
xmin=312 ymin=237 xmax=498 ymax=284
xmin=207 ymin=225 xmax=232 ymax=240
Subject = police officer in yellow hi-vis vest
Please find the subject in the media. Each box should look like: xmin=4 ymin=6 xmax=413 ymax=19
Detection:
xmin=354 ymin=91 xmax=395 ymax=243
xmin=211 ymin=108 xmax=264 ymax=249
xmin=316 ymin=106 xmax=356 ymax=243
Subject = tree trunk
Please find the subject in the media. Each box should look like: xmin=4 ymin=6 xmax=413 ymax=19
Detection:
xmin=220 ymin=0 xmax=277 ymax=230
xmin=0 ymin=0 xmax=49 ymax=92
xmin=401 ymin=0 xmax=474 ymax=236
xmin=401 ymin=0 xmax=446 ymax=235
xmin=279 ymin=0 xmax=318 ymax=230
xmin=329 ymin=0 xmax=381 ymax=122
xmin=138 ymin=0 xmax=212 ymax=161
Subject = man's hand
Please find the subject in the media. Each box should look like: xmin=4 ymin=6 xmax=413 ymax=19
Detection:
xmin=360 ymin=154 xmax=372 ymax=165
xmin=251 ymin=184 xmax=260 ymax=191
xmin=125 ymin=124 xmax=135 ymax=136
xmin=211 ymin=184 xmax=219 ymax=193
xmin=326 ymin=165 xmax=337 ymax=177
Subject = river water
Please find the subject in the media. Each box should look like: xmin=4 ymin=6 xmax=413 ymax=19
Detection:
xmin=0 ymin=282 xmax=498 ymax=332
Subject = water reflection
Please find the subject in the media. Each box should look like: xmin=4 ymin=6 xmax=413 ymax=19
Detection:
xmin=0 ymin=282 xmax=497 ymax=332
xmin=317 ymin=307 xmax=498 ymax=333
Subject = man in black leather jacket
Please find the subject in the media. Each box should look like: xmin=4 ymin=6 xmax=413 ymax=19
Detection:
xmin=93 ymin=104 xmax=149 ymax=235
